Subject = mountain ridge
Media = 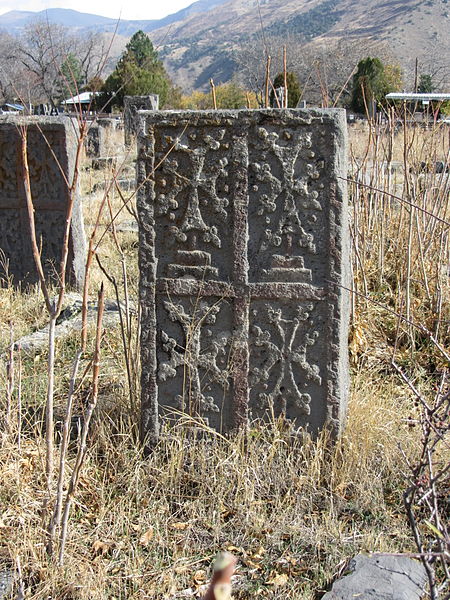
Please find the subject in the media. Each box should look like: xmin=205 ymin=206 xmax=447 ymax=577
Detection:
xmin=149 ymin=0 xmax=449 ymax=91
xmin=0 ymin=0 xmax=228 ymax=35
xmin=0 ymin=0 xmax=448 ymax=94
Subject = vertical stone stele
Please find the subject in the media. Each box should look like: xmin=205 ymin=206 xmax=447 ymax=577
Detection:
xmin=0 ymin=116 xmax=85 ymax=288
xmin=124 ymin=95 xmax=159 ymax=148
xmin=85 ymin=118 xmax=119 ymax=159
xmin=137 ymin=109 xmax=350 ymax=443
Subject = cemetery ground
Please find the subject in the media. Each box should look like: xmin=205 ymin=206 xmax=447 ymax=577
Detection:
xmin=0 ymin=120 xmax=449 ymax=599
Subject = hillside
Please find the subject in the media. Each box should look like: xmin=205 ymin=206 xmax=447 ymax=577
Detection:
xmin=1 ymin=0 xmax=449 ymax=93
xmin=148 ymin=0 xmax=450 ymax=91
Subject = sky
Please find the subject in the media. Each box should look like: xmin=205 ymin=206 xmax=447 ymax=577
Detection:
xmin=0 ymin=0 xmax=195 ymax=20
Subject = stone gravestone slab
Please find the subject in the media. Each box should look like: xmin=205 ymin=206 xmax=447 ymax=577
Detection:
xmin=124 ymin=95 xmax=159 ymax=148
xmin=0 ymin=116 xmax=85 ymax=287
xmin=138 ymin=109 xmax=349 ymax=442
xmin=85 ymin=124 xmax=103 ymax=158
xmin=85 ymin=118 xmax=119 ymax=158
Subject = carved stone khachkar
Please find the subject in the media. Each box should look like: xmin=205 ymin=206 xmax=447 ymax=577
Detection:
xmin=138 ymin=109 xmax=349 ymax=442
xmin=124 ymin=95 xmax=159 ymax=147
xmin=0 ymin=116 xmax=86 ymax=287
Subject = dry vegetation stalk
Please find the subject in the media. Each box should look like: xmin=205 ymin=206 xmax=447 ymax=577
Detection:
xmin=59 ymin=284 xmax=105 ymax=565
xmin=264 ymin=54 xmax=271 ymax=108
xmin=46 ymin=351 xmax=83 ymax=556
xmin=5 ymin=323 xmax=14 ymax=435
xmin=210 ymin=78 xmax=218 ymax=110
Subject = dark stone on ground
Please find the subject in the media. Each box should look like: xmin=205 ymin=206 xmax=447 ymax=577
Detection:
xmin=0 ymin=569 xmax=14 ymax=599
xmin=321 ymin=554 xmax=427 ymax=600
xmin=91 ymin=157 xmax=117 ymax=170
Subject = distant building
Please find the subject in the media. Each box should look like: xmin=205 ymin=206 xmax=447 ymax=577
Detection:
xmin=385 ymin=93 xmax=450 ymax=103
xmin=0 ymin=103 xmax=24 ymax=114
xmin=61 ymin=92 xmax=98 ymax=112
xmin=385 ymin=92 xmax=450 ymax=122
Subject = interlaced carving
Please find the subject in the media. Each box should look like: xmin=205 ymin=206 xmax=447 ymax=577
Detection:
xmin=252 ymin=127 xmax=323 ymax=256
xmin=158 ymin=299 xmax=231 ymax=414
xmin=139 ymin=110 xmax=349 ymax=439
xmin=250 ymin=303 xmax=321 ymax=416
xmin=156 ymin=131 xmax=230 ymax=278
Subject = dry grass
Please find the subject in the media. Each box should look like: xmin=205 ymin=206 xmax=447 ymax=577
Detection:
xmin=0 ymin=117 xmax=449 ymax=598
xmin=0 ymin=368 xmax=419 ymax=599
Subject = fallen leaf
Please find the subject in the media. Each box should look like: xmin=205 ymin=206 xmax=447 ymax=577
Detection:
xmin=170 ymin=521 xmax=189 ymax=530
xmin=139 ymin=528 xmax=154 ymax=546
xmin=266 ymin=572 xmax=288 ymax=587
xmin=174 ymin=565 xmax=189 ymax=574
xmin=245 ymin=559 xmax=263 ymax=570
xmin=192 ymin=569 xmax=206 ymax=584
xmin=92 ymin=540 xmax=112 ymax=557
xmin=225 ymin=545 xmax=244 ymax=554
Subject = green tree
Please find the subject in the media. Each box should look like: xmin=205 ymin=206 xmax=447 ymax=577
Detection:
xmin=102 ymin=31 xmax=170 ymax=108
xmin=350 ymin=57 xmax=401 ymax=114
xmin=417 ymin=74 xmax=435 ymax=93
xmin=215 ymin=82 xmax=248 ymax=108
xmin=270 ymin=72 xmax=301 ymax=107
xmin=59 ymin=53 xmax=83 ymax=98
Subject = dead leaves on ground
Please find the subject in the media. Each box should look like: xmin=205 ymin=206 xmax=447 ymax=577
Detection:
xmin=92 ymin=539 xmax=113 ymax=558
xmin=139 ymin=527 xmax=154 ymax=546
xmin=86 ymin=530 xmax=304 ymax=597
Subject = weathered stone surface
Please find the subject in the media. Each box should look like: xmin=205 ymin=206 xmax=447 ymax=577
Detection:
xmin=124 ymin=95 xmax=159 ymax=147
xmin=137 ymin=109 xmax=349 ymax=441
xmin=92 ymin=178 xmax=135 ymax=194
xmin=12 ymin=293 xmax=134 ymax=352
xmin=91 ymin=157 xmax=117 ymax=170
xmin=116 ymin=219 xmax=138 ymax=233
xmin=322 ymin=554 xmax=428 ymax=600
xmin=85 ymin=118 xmax=120 ymax=158
xmin=0 ymin=116 xmax=86 ymax=288
xmin=85 ymin=124 xmax=102 ymax=158
xmin=0 ymin=568 xmax=14 ymax=600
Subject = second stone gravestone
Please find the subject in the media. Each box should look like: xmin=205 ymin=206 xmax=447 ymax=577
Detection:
xmin=85 ymin=118 xmax=120 ymax=158
xmin=138 ymin=109 xmax=350 ymax=442
xmin=124 ymin=95 xmax=159 ymax=148
xmin=0 ymin=116 xmax=85 ymax=287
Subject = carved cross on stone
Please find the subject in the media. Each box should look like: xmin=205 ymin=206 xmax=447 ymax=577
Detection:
xmin=250 ymin=303 xmax=322 ymax=416
xmin=0 ymin=117 xmax=85 ymax=288
xmin=137 ymin=109 xmax=350 ymax=442
xmin=158 ymin=299 xmax=231 ymax=414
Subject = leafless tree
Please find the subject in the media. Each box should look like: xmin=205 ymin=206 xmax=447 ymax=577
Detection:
xmin=73 ymin=31 xmax=114 ymax=88
xmin=14 ymin=20 xmax=74 ymax=106
xmin=394 ymin=362 xmax=450 ymax=600
xmin=234 ymin=33 xmax=398 ymax=107
xmin=7 ymin=20 xmax=113 ymax=106
xmin=0 ymin=31 xmax=28 ymax=104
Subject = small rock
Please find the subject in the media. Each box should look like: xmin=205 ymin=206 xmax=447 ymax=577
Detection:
xmin=13 ymin=294 xmax=135 ymax=352
xmin=91 ymin=157 xmax=117 ymax=170
xmin=0 ymin=569 xmax=15 ymax=599
xmin=322 ymin=554 xmax=427 ymax=600
xmin=116 ymin=219 xmax=138 ymax=233
xmin=91 ymin=178 xmax=135 ymax=193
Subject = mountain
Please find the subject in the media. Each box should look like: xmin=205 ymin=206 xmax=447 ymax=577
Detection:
xmin=0 ymin=0 xmax=448 ymax=94
xmin=147 ymin=0 xmax=450 ymax=92
xmin=0 ymin=0 xmax=228 ymax=35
